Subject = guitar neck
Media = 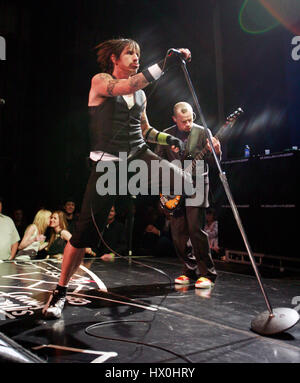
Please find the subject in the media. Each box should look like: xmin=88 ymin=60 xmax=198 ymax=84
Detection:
xmin=183 ymin=107 xmax=243 ymax=174
xmin=187 ymin=108 xmax=243 ymax=172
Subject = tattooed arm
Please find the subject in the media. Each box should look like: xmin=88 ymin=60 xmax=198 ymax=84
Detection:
xmin=140 ymin=100 xmax=160 ymax=141
xmin=89 ymin=72 xmax=150 ymax=103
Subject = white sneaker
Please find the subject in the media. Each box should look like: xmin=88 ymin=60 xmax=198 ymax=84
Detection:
xmin=195 ymin=277 xmax=213 ymax=289
xmin=43 ymin=290 xmax=66 ymax=319
xmin=174 ymin=275 xmax=190 ymax=284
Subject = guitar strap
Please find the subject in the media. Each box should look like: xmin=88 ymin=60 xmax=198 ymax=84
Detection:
xmin=184 ymin=124 xmax=198 ymax=159
xmin=183 ymin=123 xmax=210 ymax=160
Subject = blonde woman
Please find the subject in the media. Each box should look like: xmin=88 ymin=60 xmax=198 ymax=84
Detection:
xmin=13 ymin=209 xmax=52 ymax=260
xmin=46 ymin=211 xmax=72 ymax=259
xmin=46 ymin=211 xmax=95 ymax=259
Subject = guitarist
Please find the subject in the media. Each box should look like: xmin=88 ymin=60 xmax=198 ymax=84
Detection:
xmin=155 ymin=102 xmax=221 ymax=289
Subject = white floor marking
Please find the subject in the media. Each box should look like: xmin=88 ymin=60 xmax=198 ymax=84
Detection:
xmin=32 ymin=344 xmax=117 ymax=363
xmin=70 ymin=291 xmax=157 ymax=312
xmin=79 ymin=264 xmax=108 ymax=292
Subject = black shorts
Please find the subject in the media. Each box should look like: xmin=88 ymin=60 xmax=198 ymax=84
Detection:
xmin=70 ymin=148 xmax=193 ymax=249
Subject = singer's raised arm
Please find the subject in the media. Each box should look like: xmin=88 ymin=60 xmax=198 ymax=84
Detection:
xmin=90 ymin=72 xmax=150 ymax=99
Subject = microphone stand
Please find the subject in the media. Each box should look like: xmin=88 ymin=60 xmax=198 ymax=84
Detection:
xmin=179 ymin=58 xmax=299 ymax=335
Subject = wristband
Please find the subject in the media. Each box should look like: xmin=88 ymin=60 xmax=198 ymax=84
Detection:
xmin=144 ymin=128 xmax=170 ymax=145
xmin=156 ymin=132 xmax=169 ymax=145
xmin=142 ymin=51 xmax=181 ymax=83
xmin=142 ymin=63 xmax=163 ymax=83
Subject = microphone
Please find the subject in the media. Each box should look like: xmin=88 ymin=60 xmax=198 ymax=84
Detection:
xmin=168 ymin=48 xmax=191 ymax=62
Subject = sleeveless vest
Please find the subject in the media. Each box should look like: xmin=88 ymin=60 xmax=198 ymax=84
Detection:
xmin=89 ymin=90 xmax=146 ymax=157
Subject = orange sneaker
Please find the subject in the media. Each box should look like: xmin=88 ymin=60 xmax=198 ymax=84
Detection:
xmin=174 ymin=275 xmax=190 ymax=285
xmin=195 ymin=277 xmax=213 ymax=289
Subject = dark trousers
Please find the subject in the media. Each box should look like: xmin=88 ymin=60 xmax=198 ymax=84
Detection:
xmin=170 ymin=206 xmax=217 ymax=279
xmin=71 ymin=148 xmax=192 ymax=249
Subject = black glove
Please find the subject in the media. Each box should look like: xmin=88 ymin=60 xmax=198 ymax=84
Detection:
xmin=166 ymin=135 xmax=184 ymax=152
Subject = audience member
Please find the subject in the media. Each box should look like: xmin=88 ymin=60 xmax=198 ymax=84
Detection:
xmin=13 ymin=209 xmax=52 ymax=260
xmin=46 ymin=211 xmax=72 ymax=259
xmin=204 ymin=208 xmax=224 ymax=260
xmin=12 ymin=208 xmax=27 ymax=238
xmin=45 ymin=210 xmax=96 ymax=259
xmin=0 ymin=196 xmax=20 ymax=261
xmin=92 ymin=205 xmax=127 ymax=261
xmin=63 ymin=198 xmax=79 ymax=234
xmin=140 ymin=199 xmax=176 ymax=257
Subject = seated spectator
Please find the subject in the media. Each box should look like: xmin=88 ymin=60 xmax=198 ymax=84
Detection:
xmin=46 ymin=210 xmax=72 ymax=259
xmin=0 ymin=196 xmax=20 ymax=261
xmin=12 ymin=208 xmax=27 ymax=238
xmin=63 ymin=198 xmax=79 ymax=234
xmin=140 ymin=199 xmax=176 ymax=257
xmin=13 ymin=209 xmax=52 ymax=260
xmin=91 ymin=205 xmax=127 ymax=261
xmin=45 ymin=210 xmax=96 ymax=260
xmin=204 ymin=208 xmax=224 ymax=260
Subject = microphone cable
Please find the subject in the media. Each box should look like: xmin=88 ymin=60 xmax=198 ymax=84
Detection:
xmin=86 ymin=204 xmax=193 ymax=363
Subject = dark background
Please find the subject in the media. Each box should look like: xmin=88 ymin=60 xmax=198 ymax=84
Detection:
xmin=0 ymin=0 xmax=299 ymax=220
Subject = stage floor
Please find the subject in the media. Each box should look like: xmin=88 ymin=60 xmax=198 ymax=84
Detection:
xmin=0 ymin=256 xmax=300 ymax=364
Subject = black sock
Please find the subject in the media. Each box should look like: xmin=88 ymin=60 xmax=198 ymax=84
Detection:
xmin=55 ymin=284 xmax=67 ymax=296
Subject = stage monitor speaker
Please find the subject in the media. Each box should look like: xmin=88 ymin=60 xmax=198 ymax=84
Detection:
xmin=257 ymin=151 xmax=298 ymax=206
xmin=257 ymin=206 xmax=297 ymax=256
xmin=219 ymin=157 xmax=258 ymax=206
xmin=218 ymin=151 xmax=299 ymax=257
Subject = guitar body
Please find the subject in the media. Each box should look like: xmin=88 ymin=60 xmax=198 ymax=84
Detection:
xmin=159 ymin=193 xmax=183 ymax=213
xmin=159 ymin=108 xmax=243 ymax=214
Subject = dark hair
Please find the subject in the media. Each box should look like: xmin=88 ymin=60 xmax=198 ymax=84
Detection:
xmin=206 ymin=208 xmax=217 ymax=219
xmin=94 ymin=38 xmax=140 ymax=74
xmin=63 ymin=197 xmax=76 ymax=205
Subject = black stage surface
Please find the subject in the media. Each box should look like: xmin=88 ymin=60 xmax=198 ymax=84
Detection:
xmin=0 ymin=256 xmax=299 ymax=364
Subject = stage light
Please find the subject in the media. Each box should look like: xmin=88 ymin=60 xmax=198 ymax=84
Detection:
xmin=239 ymin=0 xmax=300 ymax=35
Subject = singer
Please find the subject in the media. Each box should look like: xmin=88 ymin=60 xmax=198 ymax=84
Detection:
xmin=43 ymin=38 xmax=193 ymax=319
